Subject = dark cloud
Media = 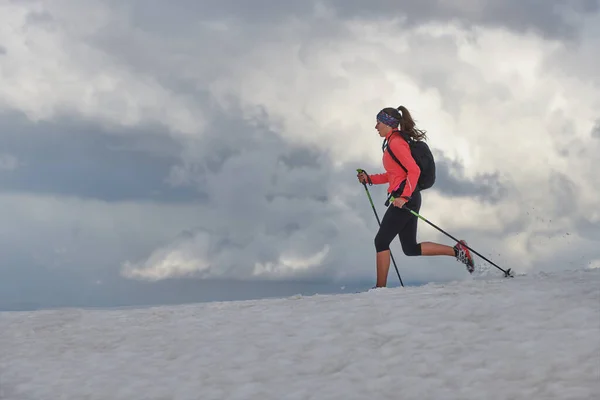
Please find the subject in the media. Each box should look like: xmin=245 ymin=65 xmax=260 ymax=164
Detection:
xmin=548 ymin=171 xmax=579 ymax=215
xmin=431 ymin=151 xmax=509 ymax=203
xmin=117 ymin=0 xmax=599 ymax=41
xmin=0 ymin=111 xmax=200 ymax=203
xmin=278 ymin=147 xmax=324 ymax=170
xmin=121 ymin=0 xmax=314 ymax=27
xmin=70 ymin=0 xmax=597 ymax=105
xmin=593 ymin=120 xmax=600 ymax=138
xmin=169 ymin=104 xmax=337 ymax=206
xmin=25 ymin=9 xmax=54 ymax=25
xmin=575 ymin=218 xmax=600 ymax=242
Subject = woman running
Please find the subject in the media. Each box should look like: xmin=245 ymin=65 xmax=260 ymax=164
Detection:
xmin=357 ymin=105 xmax=474 ymax=287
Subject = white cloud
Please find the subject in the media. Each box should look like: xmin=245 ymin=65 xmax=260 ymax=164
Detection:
xmin=253 ymin=245 xmax=330 ymax=278
xmin=121 ymin=231 xmax=213 ymax=281
xmin=121 ymin=227 xmax=333 ymax=282
xmin=0 ymin=1 xmax=204 ymax=135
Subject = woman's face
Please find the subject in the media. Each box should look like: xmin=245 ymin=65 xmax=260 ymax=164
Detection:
xmin=375 ymin=120 xmax=392 ymax=137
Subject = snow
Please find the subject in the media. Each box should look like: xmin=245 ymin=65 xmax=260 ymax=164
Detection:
xmin=1 ymin=268 xmax=599 ymax=400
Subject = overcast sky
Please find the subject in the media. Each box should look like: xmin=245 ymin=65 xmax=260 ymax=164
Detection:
xmin=1 ymin=0 xmax=599 ymax=310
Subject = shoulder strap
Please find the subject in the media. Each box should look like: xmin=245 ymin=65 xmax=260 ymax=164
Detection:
xmin=382 ymin=130 xmax=408 ymax=172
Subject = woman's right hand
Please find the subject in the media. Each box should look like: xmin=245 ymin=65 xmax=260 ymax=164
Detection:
xmin=357 ymin=171 xmax=368 ymax=184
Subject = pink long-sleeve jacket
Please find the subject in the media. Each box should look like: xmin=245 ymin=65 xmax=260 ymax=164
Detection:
xmin=369 ymin=130 xmax=421 ymax=199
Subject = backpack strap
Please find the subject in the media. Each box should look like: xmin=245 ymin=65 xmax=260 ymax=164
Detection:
xmin=382 ymin=130 xmax=415 ymax=203
xmin=382 ymin=130 xmax=409 ymax=173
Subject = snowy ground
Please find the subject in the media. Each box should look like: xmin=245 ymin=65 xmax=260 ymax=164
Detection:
xmin=1 ymin=268 xmax=599 ymax=400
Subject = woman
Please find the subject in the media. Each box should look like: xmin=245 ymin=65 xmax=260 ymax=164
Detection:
xmin=357 ymin=105 xmax=474 ymax=287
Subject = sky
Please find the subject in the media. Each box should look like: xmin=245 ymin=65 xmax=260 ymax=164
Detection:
xmin=0 ymin=0 xmax=599 ymax=310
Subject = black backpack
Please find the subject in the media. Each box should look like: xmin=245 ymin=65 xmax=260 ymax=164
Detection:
xmin=383 ymin=130 xmax=436 ymax=191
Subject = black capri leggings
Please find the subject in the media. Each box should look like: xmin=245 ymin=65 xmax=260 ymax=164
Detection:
xmin=374 ymin=190 xmax=422 ymax=256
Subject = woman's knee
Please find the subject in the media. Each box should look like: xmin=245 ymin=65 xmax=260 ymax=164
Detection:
xmin=374 ymin=232 xmax=391 ymax=253
xmin=402 ymin=243 xmax=422 ymax=256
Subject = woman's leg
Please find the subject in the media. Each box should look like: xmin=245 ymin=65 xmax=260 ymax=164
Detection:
xmin=412 ymin=240 xmax=475 ymax=273
xmin=397 ymin=191 xmax=426 ymax=256
xmin=400 ymin=192 xmax=475 ymax=271
xmin=420 ymin=242 xmax=455 ymax=256
xmin=399 ymin=192 xmax=459 ymax=256
xmin=374 ymin=205 xmax=413 ymax=287
xmin=375 ymin=250 xmax=391 ymax=287
xmin=374 ymin=192 xmax=475 ymax=286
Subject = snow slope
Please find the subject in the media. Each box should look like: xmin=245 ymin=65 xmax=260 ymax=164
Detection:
xmin=1 ymin=268 xmax=599 ymax=400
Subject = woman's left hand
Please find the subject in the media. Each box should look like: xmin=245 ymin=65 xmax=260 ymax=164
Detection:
xmin=392 ymin=197 xmax=407 ymax=208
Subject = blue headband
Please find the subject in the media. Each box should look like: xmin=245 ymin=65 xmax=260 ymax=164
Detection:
xmin=377 ymin=110 xmax=400 ymax=128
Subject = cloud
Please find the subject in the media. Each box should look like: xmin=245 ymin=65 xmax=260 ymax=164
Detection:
xmin=121 ymin=0 xmax=598 ymax=41
xmin=122 ymin=227 xmax=332 ymax=282
xmin=430 ymin=152 xmax=509 ymax=203
xmin=0 ymin=154 xmax=19 ymax=171
xmin=0 ymin=192 xmax=205 ymax=286
xmin=0 ymin=0 xmax=598 ymax=295
xmin=0 ymin=111 xmax=197 ymax=202
xmin=592 ymin=120 xmax=600 ymax=138
xmin=115 ymin=114 xmax=375 ymax=283
xmin=122 ymin=229 xmax=213 ymax=281
xmin=0 ymin=1 xmax=204 ymax=134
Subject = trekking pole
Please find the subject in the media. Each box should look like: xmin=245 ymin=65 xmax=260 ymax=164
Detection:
xmin=356 ymin=169 xmax=404 ymax=287
xmin=390 ymin=196 xmax=513 ymax=278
